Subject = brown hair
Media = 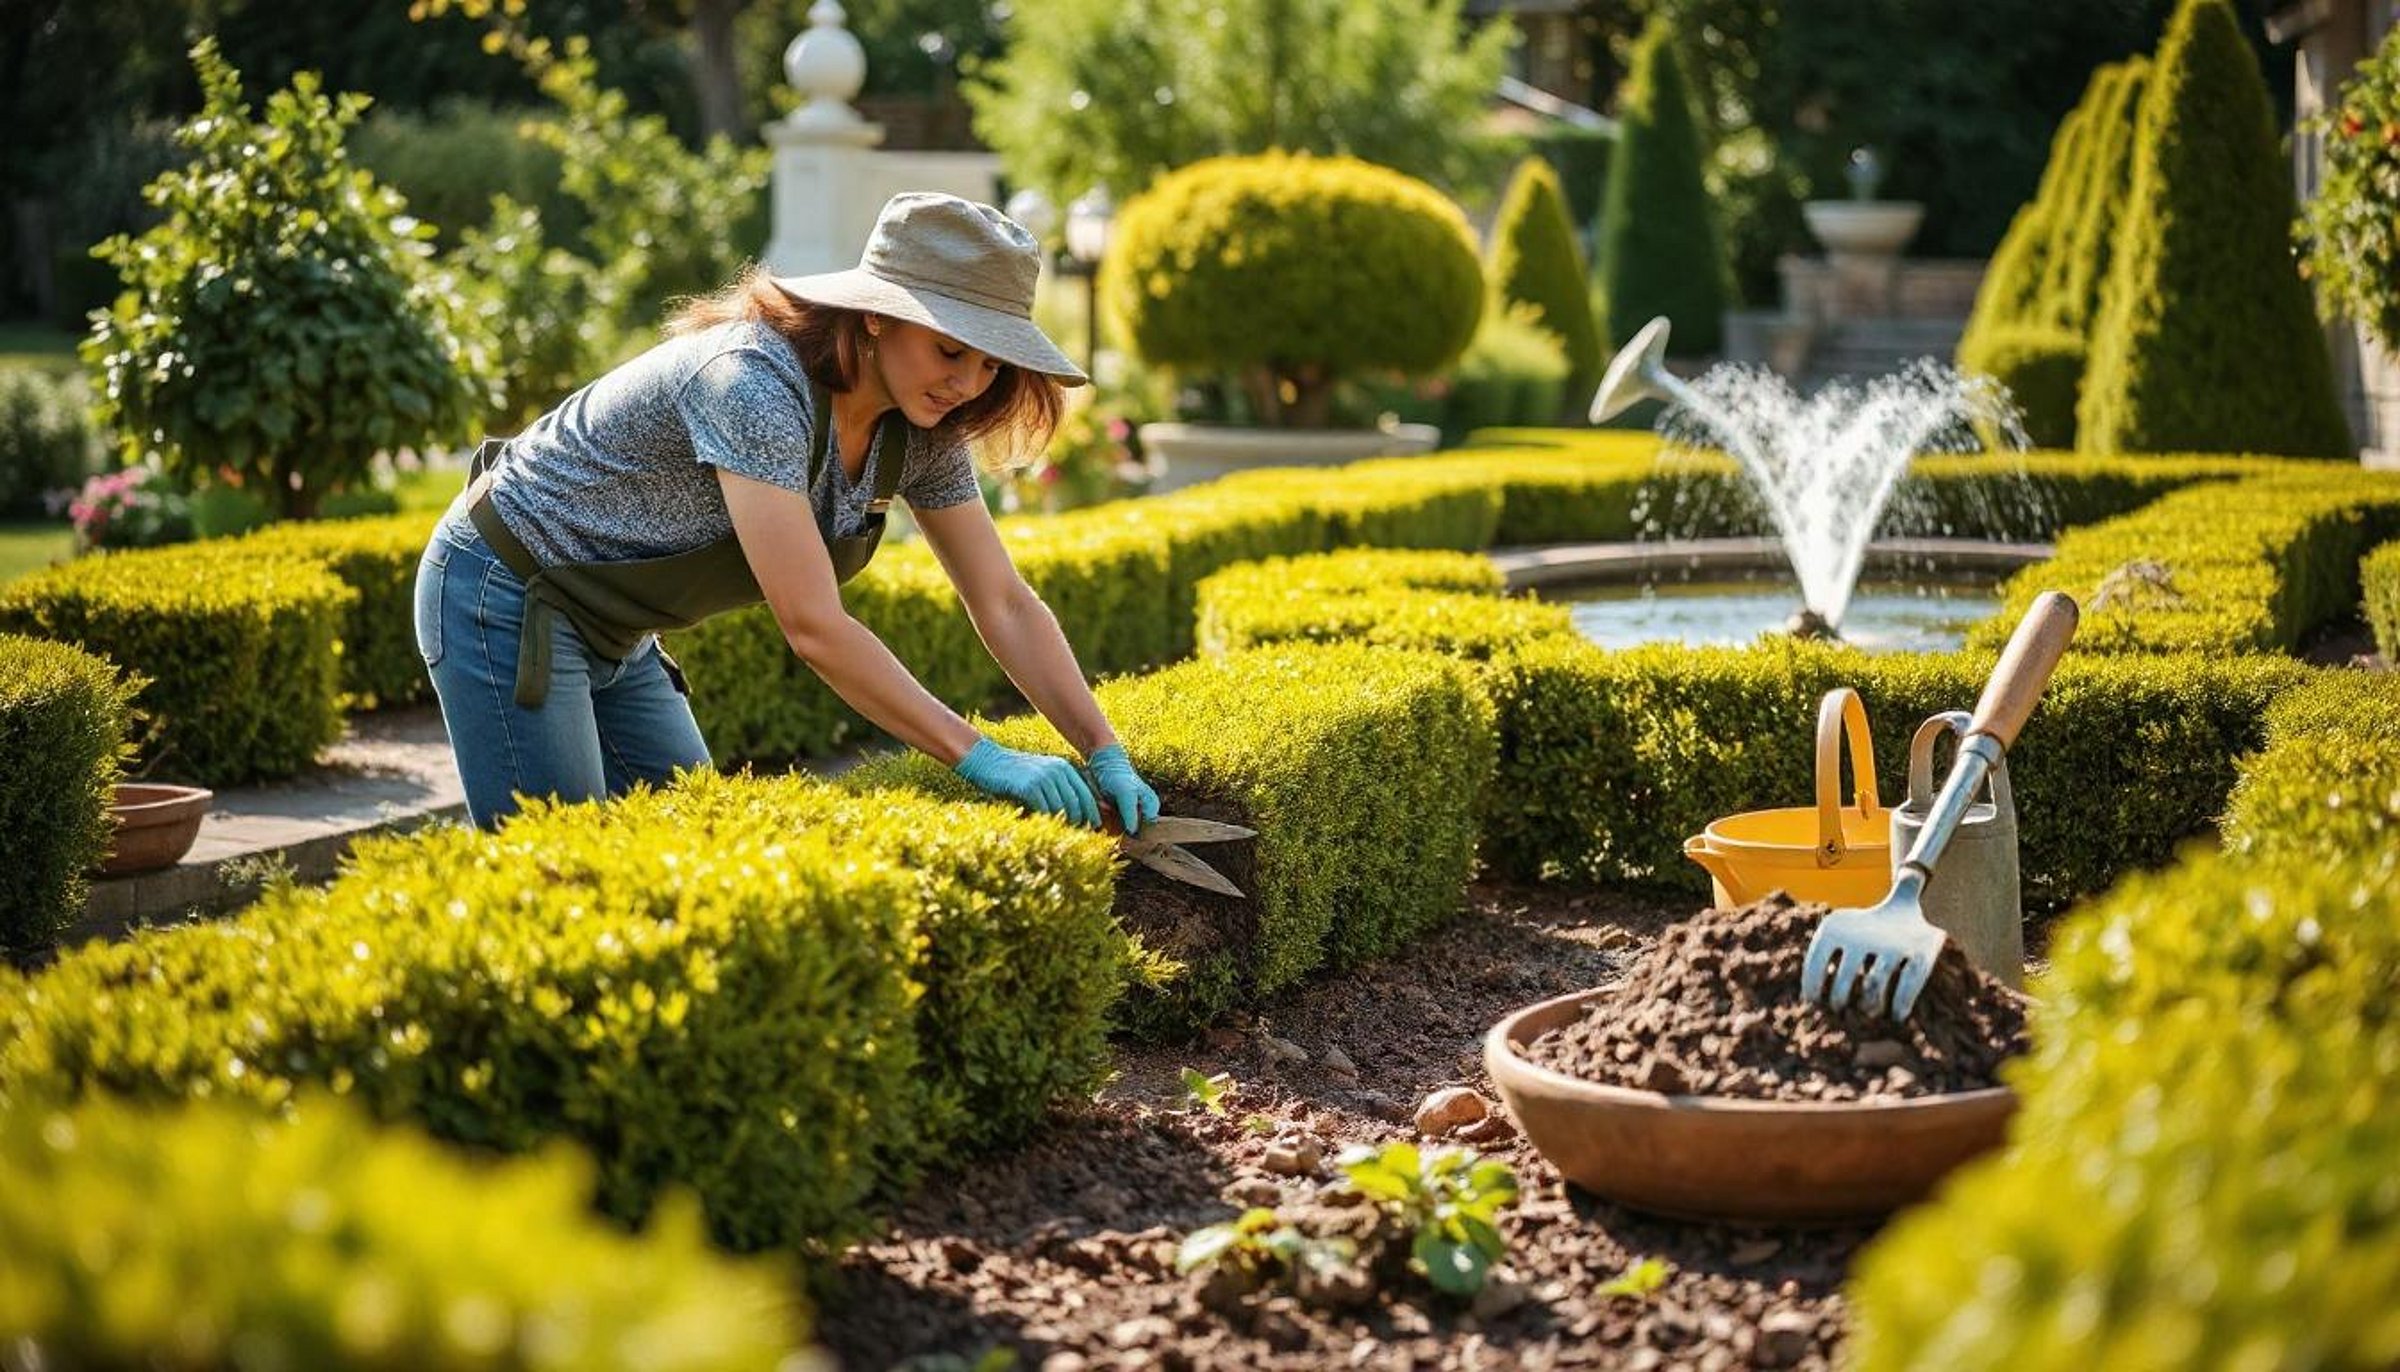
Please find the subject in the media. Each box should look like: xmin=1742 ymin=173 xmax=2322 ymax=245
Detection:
xmin=669 ymin=265 xmax=1063 ymax=471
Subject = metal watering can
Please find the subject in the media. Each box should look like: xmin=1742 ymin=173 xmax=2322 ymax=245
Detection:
xmin=1682 ymin=688 xmax=1893 ymax=909
xmin=1889 ymin=711 xmax=2024 ymax=988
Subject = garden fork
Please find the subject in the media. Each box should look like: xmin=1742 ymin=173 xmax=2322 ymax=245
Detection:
xmin=1801 ymin=591 xmax=2079 ymax=1020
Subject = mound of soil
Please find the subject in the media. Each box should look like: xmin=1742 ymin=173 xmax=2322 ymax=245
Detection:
xmin=1525 ymin=895 xmax=2027 ymax=1102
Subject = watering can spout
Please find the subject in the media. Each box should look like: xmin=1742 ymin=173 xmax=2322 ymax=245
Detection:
xmin=1590 ymin=315 xmax=1693 ymax=424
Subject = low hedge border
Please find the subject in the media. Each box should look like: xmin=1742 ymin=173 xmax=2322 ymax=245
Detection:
xmin=2220 ymin=668 xmax=2400 ymax=863
xmin=1971 ymin=469 xmax=2400 ymax=656
xmin=239 ymin=511 xmax=442 ymax=709
xmin=2365 ymin=539 xmax=2400 ymax=661
xmin=841 ymin=642 xmax=1497 ymax=1034
xmin=0 ymin=546 xmax=352 ymax=785
xmin=1847 ymin=844 xmax=2400 ymax=1371
xmin=0 ymin=1093 xmax=814 ymax=1370
xmin=0 ymin=770 xmax=1119 ymax=1254
xmin=1196 ymin=549 xmax=1573 ymax=661
xmin=0 ymin=634 xmax=134 ymax=960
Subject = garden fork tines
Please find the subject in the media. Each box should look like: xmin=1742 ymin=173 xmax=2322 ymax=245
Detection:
xmin=1801 ymin=591 xmax=2079 ymax=1020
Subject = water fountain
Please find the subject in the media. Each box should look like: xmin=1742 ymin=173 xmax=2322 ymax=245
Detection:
xmin=1586 ymin=315 xmax=2026 ymax=641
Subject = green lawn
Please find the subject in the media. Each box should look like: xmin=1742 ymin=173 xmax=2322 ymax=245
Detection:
xmin=0 ymin=521 xmax=74 ymax=586
xmin=0 ymin=322 xmax=80 ymax=376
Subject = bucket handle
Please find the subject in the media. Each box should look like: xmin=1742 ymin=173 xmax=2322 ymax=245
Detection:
xmin=1907 ymin=710 xmax=2014 ymax=815
xmin=1814 ymin=687 xmax=1880 ymax=868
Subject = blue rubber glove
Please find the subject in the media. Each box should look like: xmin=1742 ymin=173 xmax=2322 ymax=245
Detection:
xmin=1084 ymin=742 xmax=1161 ymax=835
xmin=953 ymin=737 xmax=1100 ymax=828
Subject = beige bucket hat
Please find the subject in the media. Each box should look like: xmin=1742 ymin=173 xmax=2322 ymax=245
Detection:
xmin=772 ymin=192 xmax=1088 ymax=387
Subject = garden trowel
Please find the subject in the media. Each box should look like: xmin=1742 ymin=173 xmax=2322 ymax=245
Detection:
xmin=1101 ymin=804 xmax=1256 ymax=898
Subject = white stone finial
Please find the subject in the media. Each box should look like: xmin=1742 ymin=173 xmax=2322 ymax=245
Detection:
xmin=783 ymin=0 xmax=869 ymax=134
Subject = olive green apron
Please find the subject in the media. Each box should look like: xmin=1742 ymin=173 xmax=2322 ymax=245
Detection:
xmin=455 ymin=381 xmax=908 ymax=709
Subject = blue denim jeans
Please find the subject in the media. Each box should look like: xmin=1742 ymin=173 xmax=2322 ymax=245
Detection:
xmin=414 ymin=514 xmax=713 ymax=830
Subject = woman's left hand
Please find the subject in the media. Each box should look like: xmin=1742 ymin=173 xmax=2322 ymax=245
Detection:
xmin=1084 ymin=743 xmax=1162 ymax=834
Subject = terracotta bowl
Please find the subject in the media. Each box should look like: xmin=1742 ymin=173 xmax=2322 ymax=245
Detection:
xmin=98 ymin=783 xmax=214 ymax=876
xmin=1484 ymin=986 xmax=2015 ymax=1224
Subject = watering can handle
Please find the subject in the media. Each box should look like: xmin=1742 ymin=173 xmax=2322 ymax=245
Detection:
xmin=1906 ymin=710 xmax=2013 ymax=817
xmin=1813 ymin=687 xmax=1879 ymax=867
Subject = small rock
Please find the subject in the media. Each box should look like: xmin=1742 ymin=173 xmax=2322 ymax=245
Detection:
xmin=1261 ymin=1034 xmax=1309 ymax=1065
xmin=1041 ymin=1354 xmax=1089 ymax=1372
xmin=1885 ymin=1066 xmax=1919 ymax=1093
xmin=1728 ymin=1236 xmax=1784 ymax=1266
xmin=1757 ymin=1310 xmax=1816 ymax=1367
xmin=1346 ymin=1338 xmax=1381 ymax=1367
xmin=1107 ymin=1315 xmax=1175 ymax=1350
xmin=1414 ymin=1086 xmax=1491 ymax=1137
xmin=1262 ymin=1139 xmax=1321 ymax=1176
xmin=1471 ymin=1269 xmax=1530 ymax=1322
xmin=1455 ymin=1112 xmax=1518 ymax=1146
xmin=1225 ymin=1175 xmax=1283 ymax=1207
xmin=1854 ymin=1039 xmax=1909 ymax=1069
xmin=1322 ymin=1045 xmax=1360 ymax=1078
xmin=1355 ymin=1089 xmax=1412 ymax=1123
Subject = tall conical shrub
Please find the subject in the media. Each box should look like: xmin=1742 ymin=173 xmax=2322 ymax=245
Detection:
xmin=1595 ymin=15 xmax=1727 ymax=356
xmin=2079 ymin=0 xmax=2350 ymax=457
xmin=1958 ymin=87 xmax=2098 ymax=358
xmin=1957 ymin=60 xmax=2147 ymax=448
xmin=1487 ymin=157 xmax=1602 ymax=416
xmin=2041 ymin=58 xmax=2149 ymax=338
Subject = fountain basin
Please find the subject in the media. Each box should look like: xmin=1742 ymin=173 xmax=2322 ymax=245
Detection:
xmin=1491 ymin=538 xmax=2050 ymax=654
xmin=1802 ymin=201 xmax=1925 ymax=263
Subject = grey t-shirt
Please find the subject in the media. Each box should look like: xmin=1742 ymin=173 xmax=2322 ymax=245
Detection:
xmin=483 ymin=318 xmax=983 ymax=566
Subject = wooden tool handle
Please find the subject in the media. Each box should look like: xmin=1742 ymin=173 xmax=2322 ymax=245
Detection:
xmin=1969 ymin=591 xmax=2079 ymax=751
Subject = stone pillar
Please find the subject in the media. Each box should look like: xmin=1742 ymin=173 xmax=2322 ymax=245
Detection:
xmin=762 ymin=1 xmax=886 ymax=277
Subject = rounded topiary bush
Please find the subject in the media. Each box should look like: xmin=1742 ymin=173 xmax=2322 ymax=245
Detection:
xmin=0 ymin=370 xmax=103 ymax=517
xmin=1100 ymin=151 xmax=1483 ymax=428
xmin=1957 ymin=326 xmax=2085 ymax=449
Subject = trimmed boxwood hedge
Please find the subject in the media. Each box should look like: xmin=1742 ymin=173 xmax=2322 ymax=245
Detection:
xmin=239 ymin=511 xmax=442 ymax=708
xmin=842 ymin=643 xmax=1497 ymax=1033
xmin=0 ymin=770 xmax=1119 ymax=1253
xmin=1971 ymin=470 xmax=2400 ymax=656
xmin=1195 ymin=549 xmax=1572 ymax=661
xmin=0 ymin=1093 xmax=813 ymax=1370
xmin=1846 ymin=843 xmax=2400 ymax=1371
xmin=2365 ymin=540 xmax=2400 ymax=661
xmin=2221 ymin=668 xmax=2400 ymax=862
xmin=0 ymin=634 xmax=134 ymax=958
xmin=0 ymin=545 xmax=352 ymax=784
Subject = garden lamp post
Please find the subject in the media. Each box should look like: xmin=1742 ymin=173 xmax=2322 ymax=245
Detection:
xmin=1064 ymin=186 xmax=1114 ymax=373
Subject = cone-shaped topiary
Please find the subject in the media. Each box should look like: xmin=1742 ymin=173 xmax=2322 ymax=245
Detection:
xmin=2078 ymin=0 xmax=2350 ymax=457
xmin=2040 ymin=58 xmax=2148 ymax=339
xmin=1958 ymin=86 xmax=2098 ymax=362
xmin=1487 ymin=157 xmax=1602 ymax=415
xmin=1957 ymin=60 xmax=2147 ymax=448
xmin=1101 ymin=151 xmax=1482 ymax=429
xmin=1595 ymin=15 xmax=1727 ymax=356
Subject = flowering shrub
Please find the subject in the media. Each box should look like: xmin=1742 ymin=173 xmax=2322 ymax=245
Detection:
xmin=987 ymin=400 xmax=1154 ymax=515
xmin=67 ymin=464 xmax=194 ymax=552
xmin=2298 ymin=24 xmax=2400 ymax=348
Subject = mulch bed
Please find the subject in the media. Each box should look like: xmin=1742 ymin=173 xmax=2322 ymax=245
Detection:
xmin=818 ymin=882 xmax=1944 ymax=1372
xmin=1524 ymin=894 xmax=2027 ymax=1102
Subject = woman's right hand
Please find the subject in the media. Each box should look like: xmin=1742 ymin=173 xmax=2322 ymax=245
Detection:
xmin=953 ymin=737 xmax=1101 ymax=827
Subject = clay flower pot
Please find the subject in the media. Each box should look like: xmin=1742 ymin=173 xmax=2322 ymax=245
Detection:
xmin=1484 ymin=986 xmax=2015 ymax=1224
xmin=98 ymin=783 xmax=214 ymax=876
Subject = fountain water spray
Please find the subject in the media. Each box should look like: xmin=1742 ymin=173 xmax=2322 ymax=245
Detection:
xmin=1590 ymin=316 xmax=2024 ymax=633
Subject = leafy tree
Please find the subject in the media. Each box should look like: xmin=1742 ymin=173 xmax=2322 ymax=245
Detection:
xmin=1595 ymin=14 xmax=1727 ymax=355
xmin=2078 ymin=0 xmax=2348 ymax=457
xmin=1487 ymin=158 xmax=1602 ymax=414
xmin=963 ymin=0 xmax=1517 ymax=208
xmin=80 ymin=40 xmax=496 ymax=518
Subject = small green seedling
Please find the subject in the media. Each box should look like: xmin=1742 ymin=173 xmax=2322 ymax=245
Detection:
xmin=1596 ymin=1255 xmax=1670 ymax=1302
xmin=1240 ymin=1112 xmax=1278 ymax=1135
xmin=1180 ymin=1067 xmax=1235 ymax=1114
xmin=1176 ymin=1206 xmax=1355 ymax=1287
xmin=1334 ymin=1140 xmax=1519 ymax=1296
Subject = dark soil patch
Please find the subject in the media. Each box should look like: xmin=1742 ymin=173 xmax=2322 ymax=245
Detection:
xmin=1524 ymin=895 xmax=2028 ymax=1102
xmin=2297 ymin=614 xmax=2391 ymax=670
xmin=818 ymin=885 xmax=1889 ymax=1372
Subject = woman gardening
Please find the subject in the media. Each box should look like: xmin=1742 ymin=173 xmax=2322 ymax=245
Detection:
xmin=414 ymin=192 xmax=1161 ymax=834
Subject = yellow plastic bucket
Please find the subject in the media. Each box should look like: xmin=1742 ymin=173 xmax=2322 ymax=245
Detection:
xmin=1682 ymin=687 xmax=1892 ymax=909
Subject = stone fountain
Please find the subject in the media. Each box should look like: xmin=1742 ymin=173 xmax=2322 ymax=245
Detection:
xmin=1588 ymin=315 xmax=2023 ymax=637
